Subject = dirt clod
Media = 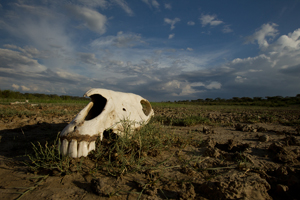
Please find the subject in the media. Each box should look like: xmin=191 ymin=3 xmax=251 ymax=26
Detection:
xmin=202 ymin=170 xmax=272 ymax=200
xmin=91 ymin=178 xmax=115 ymax=196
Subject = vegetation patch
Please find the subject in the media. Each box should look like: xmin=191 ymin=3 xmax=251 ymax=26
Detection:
xmin=25 ymin=121 xmax=191 ymax=177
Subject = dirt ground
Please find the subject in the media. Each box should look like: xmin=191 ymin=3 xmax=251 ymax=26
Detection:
xmin=0 ymin=103 xmax=300 ymax=200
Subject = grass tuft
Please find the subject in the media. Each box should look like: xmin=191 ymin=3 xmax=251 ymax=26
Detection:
xmin=24 ymin=134 xmax=71 ymax=174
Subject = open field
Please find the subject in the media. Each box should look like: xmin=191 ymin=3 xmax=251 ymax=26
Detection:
xmin=0 ymin=101 xmax=300 ymax=199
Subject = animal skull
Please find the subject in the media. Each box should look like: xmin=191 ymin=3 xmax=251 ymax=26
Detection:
xmin=59 ymin=88 xmax=154 ymax=158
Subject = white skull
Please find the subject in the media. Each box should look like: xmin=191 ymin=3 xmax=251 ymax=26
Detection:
xmin=59 ymin=88 xmax=154 ymax=158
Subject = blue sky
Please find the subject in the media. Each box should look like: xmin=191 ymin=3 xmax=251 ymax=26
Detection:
xmin=0 ymin=0 xmax=300 ymax=101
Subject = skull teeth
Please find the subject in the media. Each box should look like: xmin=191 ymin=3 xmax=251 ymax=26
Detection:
xmin=78 ymin=141 xmax=88 ymax=157
xmin=60 ymin=139 xmax=96 ymax=158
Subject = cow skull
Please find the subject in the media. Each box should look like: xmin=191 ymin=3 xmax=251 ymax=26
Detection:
xmin=59 ymin=88 xmax=154 ymax=158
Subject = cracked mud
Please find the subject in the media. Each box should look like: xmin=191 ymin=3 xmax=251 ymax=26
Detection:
xmin=0 ymin=103 xmax=300 ymax=199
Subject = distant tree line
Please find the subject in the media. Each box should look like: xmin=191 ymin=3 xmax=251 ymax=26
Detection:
xmin=174 ymin=94 xmax=300 ymax=107
xmin=0 ymin=89 xmax=88 ymax=101
xmin=1 ymin=89 xmax=300 ymax=107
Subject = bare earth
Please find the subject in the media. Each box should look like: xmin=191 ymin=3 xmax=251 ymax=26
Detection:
xmin=0 ymin=104 xmax=300 ymax=200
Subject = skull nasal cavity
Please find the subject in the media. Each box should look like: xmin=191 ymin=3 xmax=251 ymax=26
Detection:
xmin=85 ymin=94 xmax=107 ymax=121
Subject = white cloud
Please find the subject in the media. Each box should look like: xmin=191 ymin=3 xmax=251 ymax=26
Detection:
xmin=159 ymin=80 xmax=195 ymax=97
xmin=159 ymin=80 xmax=221 ymax=97
xmin=199 ymin=14 xmax=223 ymax=27
xmin=151 ymin=0 xmax=160 ymax=9
xmin=113 ymin=32 xmax=143 ymax=47
xmin=111 ymin=0 xmax=134 ymax=16
xmin=245 ymin=23 xmax=278 ymax=50
xmin=78 ymin=52 xmax=98 ymax=65
xmin=141 ymin=0 xmax=150 ymax=7
xmin=177 ymin=84 xmax=198 ymax=96
xmin=186 ymin=47 xmax=193 ymax=51
xmin=235 ymin=76 xmax=247 ymax=83
xmin=268 ymin=28 xmax=300 ymax=52
xmin=190 ymin=82 xmax=205 ymax=87
xmin=164 ymin=3 xmax=172 ymax=10
xmin=205 ymin=81 xmax=222 ymax=89
xmin=14 ymin=3 xmax=57 ymax=19
xmin=249 ymin=69 xmax=263 ymax=72
xmin=222 ymin=25 xmax=233 ymax=33
xmin=91 ymin=32 xmax=143 ymax=48
xmin=1 ymin=2 xmax=74 ymax=55
xmin=231 ymin=54 xmax=271 ymax=65
xmin=164 ymin=18 xmax=180 ymax=30
xmin=168 ymin=34 xmax=175 ymax=39
xmin=3 ymin=44 xmax=42 ymax=58
xmin=187 ymin=21 xmax=195 ymax=26
xmin=67 ymin=5 xmax=107 ymax=34
xmin=142 ymin=0 xmax=160 ymax=9
xmin=3 ymin=44 xmax=18 ymax=49
xmin=12 ymin=84 xmax=19 ymax=90
xmin=21 ymin=85 xmax=30 ymax=91
xmin=0 ymin=48 xmax=47 ymax=72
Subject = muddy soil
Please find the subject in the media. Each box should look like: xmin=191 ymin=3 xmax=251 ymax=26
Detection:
xmin=0 ymin=104 xmax=300 ymax=200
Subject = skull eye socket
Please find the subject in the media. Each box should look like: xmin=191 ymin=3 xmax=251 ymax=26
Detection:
xmin=85 ymin=94 xmax=107 ymax=121
xmin=140 ymin=99 xmax=152 ymax=116
xmin=123 ymin=108 xmax=126 ymax=111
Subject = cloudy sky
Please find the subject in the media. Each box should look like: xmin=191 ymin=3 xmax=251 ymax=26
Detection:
xmin=0 ymin=0 xmax=300 ymax=101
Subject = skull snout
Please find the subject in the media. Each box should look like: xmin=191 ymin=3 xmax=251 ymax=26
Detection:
xmin=59 ymin=94 xmax=108 ymax=158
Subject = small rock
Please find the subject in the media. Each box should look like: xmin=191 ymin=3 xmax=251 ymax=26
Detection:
xmin=203 ymin=126 xmax=210 ymax=134
xmin=259 ymin=135 xmax=269 ymax=142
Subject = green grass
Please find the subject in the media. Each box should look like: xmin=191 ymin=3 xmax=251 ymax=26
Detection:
xmin=151 ymin=102 xmax=196 ymax=108
xmin=0 ymin=98 xmax=89 ymax=105
xmin=0 ymin=108 xmax=36 ymax=118
xmin=0 ymin=102 xmax=86 ymax=119
xmin=24 ymin=119 xmax=191 ymax=176
xmin=25 ymin=135 xmax=71 ymax=174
